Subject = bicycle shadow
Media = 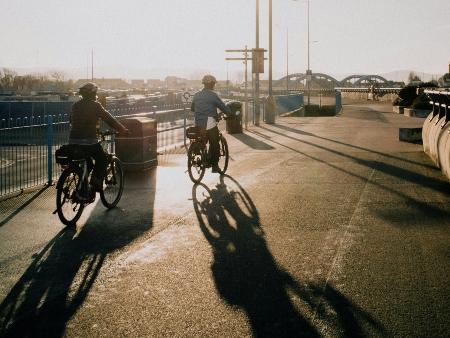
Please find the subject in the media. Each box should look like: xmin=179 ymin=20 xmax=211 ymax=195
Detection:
xmin=192 ymin=176 xmax=319 ymax=337
xmin=0 ymin=169 xmax=157 ymax=337
xmin=192 ymin=175 xmax=386 ymax=337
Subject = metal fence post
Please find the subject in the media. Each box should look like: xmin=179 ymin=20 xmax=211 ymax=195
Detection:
xmin=47 ymin=115 xmax=54 ymax=185
xmin=335 ymin=91 xmax=342 ymax=115
xmin=183 ymin=103 xmax=187 ymax=146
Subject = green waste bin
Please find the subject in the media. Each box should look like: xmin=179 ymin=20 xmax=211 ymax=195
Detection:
xmin=225 ymin=100 xmax=243 ymax=134
xmin=115 ymin=117 xmax=157 ymax=171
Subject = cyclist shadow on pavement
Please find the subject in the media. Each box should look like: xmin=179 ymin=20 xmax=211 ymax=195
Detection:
xmin=192 ymin=175 xmax=318 ymax=337
xmin=0 ymin=169 xmax=157 ymax=337
xmin=192 ymin=175 xmax=386 ymax=337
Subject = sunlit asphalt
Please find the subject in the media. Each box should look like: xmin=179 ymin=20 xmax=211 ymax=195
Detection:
xmin=1 ymin=98 xmax=449 ymax=337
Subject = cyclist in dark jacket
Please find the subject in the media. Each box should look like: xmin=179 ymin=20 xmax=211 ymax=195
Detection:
xmin=191 ymin=75 xmax=231 ymax=173
xmin=69 ymin=82 xmax=128 ymax=190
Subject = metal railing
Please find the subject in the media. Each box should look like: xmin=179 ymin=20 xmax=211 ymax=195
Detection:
xmin=0 ymin=105 xmax=192 ymax=198
xmin=424 ymin=88 xmax=450 ymax=128
xmin=334 ymin=87 xmax=402 ymax=94
xmin=0 ymin=94 xmax=304 ymax=198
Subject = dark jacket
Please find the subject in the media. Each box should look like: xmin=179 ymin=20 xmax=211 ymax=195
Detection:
xmin=69 ymin=97 xmax=126 ymax=144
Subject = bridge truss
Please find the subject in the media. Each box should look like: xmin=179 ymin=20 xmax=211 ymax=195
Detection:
xmin=273 ymin=73 xmax=395 ymax=90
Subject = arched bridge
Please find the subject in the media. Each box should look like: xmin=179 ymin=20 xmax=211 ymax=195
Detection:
xmin=274 ymin=72 xmax=394 ymax=90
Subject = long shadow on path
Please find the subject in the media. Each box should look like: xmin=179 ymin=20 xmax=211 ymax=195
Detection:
xmin=192 ymin=175 xmax=385 ymax=337
xmin=0 ymin=170 xmax=157 ymax=337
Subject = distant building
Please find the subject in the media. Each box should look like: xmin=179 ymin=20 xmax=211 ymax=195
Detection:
xmin=147 ymin=79 xmax=164 ymax=88
xmin=131 ymin=79 xmax=145 ymax=87
xmin=74 ymin=78 xmax=130 ymax=90
xmin=17 ymin=85 xmax=29 ymax=95
xmin=165 ymin=76 xmax=186 ymax=89
xmin=44 ymin=85 xmax=59 ymax=91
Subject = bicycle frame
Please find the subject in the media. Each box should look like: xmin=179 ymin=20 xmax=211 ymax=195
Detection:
xmin=61 ymin=130 xmax=113 ymax=196
xmin=187 ymin=118 xmax=229 ymax=183
xmin=55 ymin=130 xmax=124 ymax=226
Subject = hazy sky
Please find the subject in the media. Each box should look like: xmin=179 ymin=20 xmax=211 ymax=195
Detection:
xmin=1 ymin=0 xmax=449 ymax=81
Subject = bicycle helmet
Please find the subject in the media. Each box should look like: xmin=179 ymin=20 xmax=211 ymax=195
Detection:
xmin=201 ymin=75 xmax=217 ymax=85
xmin=78 ymin=82 xmax=98 ymax=97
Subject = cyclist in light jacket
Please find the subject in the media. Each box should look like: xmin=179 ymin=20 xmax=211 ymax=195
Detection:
xmin=191 ymin=75 xmax=231 ymax=173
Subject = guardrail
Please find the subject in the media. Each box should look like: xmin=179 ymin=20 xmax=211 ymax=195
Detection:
xmin=335 ymin=87 xmax=401 ymax=102
xmin=422 ymin=88 xmax=450 ymax=181
xmin=335 ymin=87 xmax=401 ymax=93
xmin=424 ymin=89 xmax=450 ymax=128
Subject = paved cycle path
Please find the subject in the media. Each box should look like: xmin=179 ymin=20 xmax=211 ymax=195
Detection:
xmin=1 ymin=99 xmax=449 ymax=337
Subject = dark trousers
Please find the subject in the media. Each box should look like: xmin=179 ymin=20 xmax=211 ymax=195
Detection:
xmin=206 ymin=126 xmax=220 ymax=166
xmin=75 ymin=143 xmax=107 ymax=180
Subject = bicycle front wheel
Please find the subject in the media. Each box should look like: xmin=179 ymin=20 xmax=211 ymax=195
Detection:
xmin=56 ymin=168 xmax=85 ymax=226
xmin=217 ymin=135 xmax=229 ymax=175
xmin=100 ymin=157 xmax=124 ymax=209
xmin=188 ymin=142 xmax=206 ymax=183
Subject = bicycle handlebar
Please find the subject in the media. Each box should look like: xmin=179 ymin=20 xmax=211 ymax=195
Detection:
xmin=97 ymin=129 xmax=129 ymax=137
xmin=98 ymin=130 xmax=118 ymax=136
xmin=219 ymin=110 xmax=240 ymax=121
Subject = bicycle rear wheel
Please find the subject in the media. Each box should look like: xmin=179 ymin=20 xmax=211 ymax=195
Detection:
xmin=188 ymin=142 xmax=206 ymax=183
xmin=217 ymin=135 xmax=229 ymax=175
xmin=56 ymin=168 xmax=85 ymax=226
xmin=100 ymin=157 xmax=124 ymax=209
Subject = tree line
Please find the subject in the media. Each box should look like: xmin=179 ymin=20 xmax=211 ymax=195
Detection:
xmin=0 ymin=68 xmax=75 ymax=91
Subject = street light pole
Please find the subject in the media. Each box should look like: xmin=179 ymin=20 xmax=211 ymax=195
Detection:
xmin=292 ymin=0 xmax=311 ymax=105
xmin=254 ymin=0 xmax=260 ymax=126
xmin=265 ymin=0 xmax=275 ymax=124
xmin=306 ymin=0 xmax=310 ymax=106
xmin=307 ymin=0 xmax=310 ymax=72
xmin=285 ymin=27 xmax=289 ymax=91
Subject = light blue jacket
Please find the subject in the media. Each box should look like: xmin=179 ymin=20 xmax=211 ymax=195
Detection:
xmin=191 ymin=88 xmax=231 ymax=129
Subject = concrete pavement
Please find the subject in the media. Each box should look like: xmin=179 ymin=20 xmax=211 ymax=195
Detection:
xmin=1 ymin=98 xmax=449 ymax=337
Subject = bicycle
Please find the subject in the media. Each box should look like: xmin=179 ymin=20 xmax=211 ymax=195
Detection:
xmin=54 ymin=130 xmax=124 ymax=226
xmin=186 ymin=113 xmax=229 ymax=183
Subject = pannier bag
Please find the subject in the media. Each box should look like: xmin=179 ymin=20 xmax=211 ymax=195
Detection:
xmin=55 ymin=144 xmax=87 ymax=164
xmin=55 ymin=144 xmax=71 ymax=164
xmin=186 ymin=126 xmax=199 ymax=139
xmin=186 ymin=126 xmax=207 ymax=140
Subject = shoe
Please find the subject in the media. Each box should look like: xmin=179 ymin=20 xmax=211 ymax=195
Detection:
xmin=90 ymin=176 xmax=103 ymax=191
xmin=211 ymin=166 xmax=220 ymax=173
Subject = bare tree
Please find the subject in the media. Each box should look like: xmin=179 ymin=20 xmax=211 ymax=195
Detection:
xmin=0 ymin=68 xmax=18 ymax=89
xmin=50 ymin=70 xmax=67 ymax=82
xmin=233 ymin=70 xmax=245 ymax=87
xmin=408 ymin=71 xmax=421 ymax=83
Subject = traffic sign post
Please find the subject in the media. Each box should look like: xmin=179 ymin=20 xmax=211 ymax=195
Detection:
xmin=226 ymin=47 xmax=267 ymax=127
xmin=252 ymin=48 xmax=266 ymax=74
xmin=182 ymin=91 xmax=195 ymax=104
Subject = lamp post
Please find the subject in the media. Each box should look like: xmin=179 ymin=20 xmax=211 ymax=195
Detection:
xmin=254 ymin=0 xmax=260 ymax=126
xmin=265 ymin=0 xmax=275 ymax=124
xmin=292 ymin=0 xmax=311 ymax=105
